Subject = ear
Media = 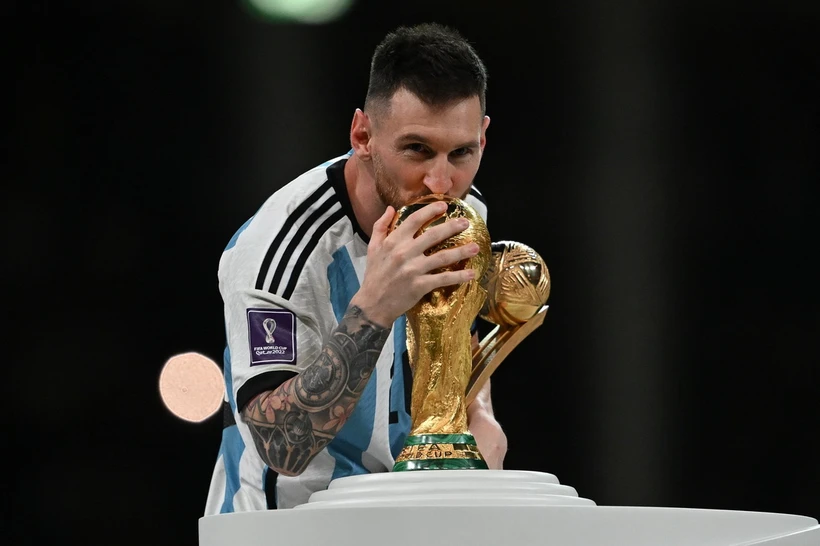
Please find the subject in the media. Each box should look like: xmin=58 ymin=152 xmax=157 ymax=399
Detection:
xmin=479 ymin=115 xmax=490 ymax=152
xmin=350 ymin=108 xmax=372 ymax=160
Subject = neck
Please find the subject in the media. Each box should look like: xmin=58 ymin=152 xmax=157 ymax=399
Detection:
xmin=344 ymin=154 xmax=384 ymax=238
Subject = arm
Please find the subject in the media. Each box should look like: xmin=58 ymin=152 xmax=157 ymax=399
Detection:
xmin=243 ymin=305 xmax=389 ymax=476
xmin=242 ymin=202 xmax=479 ymax=475
xmin=467 ymin=331 xmax=508 ymax=469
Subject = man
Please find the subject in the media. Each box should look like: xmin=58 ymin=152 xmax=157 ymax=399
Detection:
xmin=205 ymin=22 xmax=506 ymax=513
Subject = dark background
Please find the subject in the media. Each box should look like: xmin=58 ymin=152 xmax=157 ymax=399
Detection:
xmin=7 ymin=0 xmax=819 ymax=544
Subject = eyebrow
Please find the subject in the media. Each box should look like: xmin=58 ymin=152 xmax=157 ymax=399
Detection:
xmin=396 ymin=133 xmax=480 ymax=150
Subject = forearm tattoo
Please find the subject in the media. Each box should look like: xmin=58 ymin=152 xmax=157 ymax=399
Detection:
xmin=243 ymin=305 xmax=390 ymax=475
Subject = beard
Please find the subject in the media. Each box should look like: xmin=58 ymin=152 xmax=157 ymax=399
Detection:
xmin=373 ymin=156 xmax=403 ymax=210
xmin=372 ymin=152 xmax=425 ymax=210
xmin=372 ymin=153 xmax=471 ymax=210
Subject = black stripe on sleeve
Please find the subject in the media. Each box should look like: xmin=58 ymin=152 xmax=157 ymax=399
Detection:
xmin=265 ymin=469 xmax=279 ymax=509
xmin=221 ymin=400 xmax=236 ymax=429
xmin=282 ymin=209 xmax=346 ymax=300
xmin=236 ymin=369 xmax=299 ymax=413
xmin=255 ymin=180 xmax=333 ymax=290
xmin=267 ymin=196 xmax=339 ymax=295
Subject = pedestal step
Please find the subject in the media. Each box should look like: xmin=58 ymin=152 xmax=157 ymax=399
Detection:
xmin=199 ymin=470 xmax=820 ymax=546
xmin=297 ymin=469 xmax=597 ymax=509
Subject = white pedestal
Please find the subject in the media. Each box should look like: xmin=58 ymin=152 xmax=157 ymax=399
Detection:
xmin=199 ymin=470 xmax=820 ymax=545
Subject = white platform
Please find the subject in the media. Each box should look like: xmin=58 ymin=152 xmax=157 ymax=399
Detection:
xmin=199 ymin=470 xmax=820 ymax=545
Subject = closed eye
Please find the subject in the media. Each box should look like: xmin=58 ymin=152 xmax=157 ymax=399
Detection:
xmin=448 ymin=147 xmax=479 ymax=162
xmin=405 ymin=143 xmax=428 ymax=154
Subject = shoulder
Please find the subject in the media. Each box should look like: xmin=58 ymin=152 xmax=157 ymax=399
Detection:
xmin=219 ymin=154 xmax=352 ymax=289
xmin=241 ymin=155 xmax=350 ymax=241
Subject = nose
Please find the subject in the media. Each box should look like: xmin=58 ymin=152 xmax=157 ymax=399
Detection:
xmin=422 ymin=158 xmax=453 ymax=195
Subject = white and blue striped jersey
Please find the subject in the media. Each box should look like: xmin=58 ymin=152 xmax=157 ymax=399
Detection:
xmin=204 ymin=152 xmax=489 ymax=512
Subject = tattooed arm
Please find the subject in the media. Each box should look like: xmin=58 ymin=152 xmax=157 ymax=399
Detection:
xmin=242 ymin=305 xmax=390 ymax=476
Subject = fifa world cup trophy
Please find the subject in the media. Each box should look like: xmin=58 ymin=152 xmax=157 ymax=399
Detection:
xmin=390 ymin=194 xmax=550 ymax=471
xmin=390 ymin=194 xmax=492 ymax=471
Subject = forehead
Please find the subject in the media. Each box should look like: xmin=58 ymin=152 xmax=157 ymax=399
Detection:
xmin=376 ymin=88 xmax=484 ymax=144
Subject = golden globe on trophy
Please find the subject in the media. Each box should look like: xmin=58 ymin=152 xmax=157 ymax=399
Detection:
xmin=467 ymin=240 xmax=551 ymax=406
xmin=390 ymin=194 xmax=550 ymax=472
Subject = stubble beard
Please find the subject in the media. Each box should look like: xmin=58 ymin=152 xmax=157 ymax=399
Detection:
xmin=371 ymin=152 xmax=473 ymax=211
xmin=373 ymin=153 xmax=419 ymax=211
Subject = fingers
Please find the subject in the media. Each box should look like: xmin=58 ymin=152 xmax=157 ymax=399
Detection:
xmin=359 ymin=201 xmax=482 ymax=323
xmin=419 ymin=267 xmax=477 ymax=292
xmin=393 ymin=201 xmax=448 ymax=236
xmin=395 ymin=203 xmax=479 ymax=276
xmin=426 ymin=241 xmax=480 ymax=271
xmin=414 ymin=216 xmax=471 ymax=251
xmin=390 ymin=202 xmax=475 ymax=253
xmin=370 ymin=206 xmax=395 ymax=246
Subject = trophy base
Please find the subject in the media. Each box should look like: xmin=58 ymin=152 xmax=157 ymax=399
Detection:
xmin=392 ymin=433 xmax=488 ymax=472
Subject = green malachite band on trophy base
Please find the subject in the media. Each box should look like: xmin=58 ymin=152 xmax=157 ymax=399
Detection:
xmin=393 ymin=458 xmax=488 ymax=472
xmin=402 ymin=434 xmax=475 ymax=446
xmin=392 ymin=433 xmax=488 ymax=472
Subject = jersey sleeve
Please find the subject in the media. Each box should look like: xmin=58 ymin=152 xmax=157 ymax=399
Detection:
xmin=216 ymin=160 xmax=354 ymax=414
xmin=221 ymin=286 xmax=324 ymax=413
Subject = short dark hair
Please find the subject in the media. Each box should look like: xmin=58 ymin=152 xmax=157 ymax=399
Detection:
xmin=364 ymin=23 xmax=488 ymax=117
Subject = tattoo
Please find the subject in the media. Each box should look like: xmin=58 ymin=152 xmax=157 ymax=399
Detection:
xmin=243 ymin=305 xmax=390 ymax=476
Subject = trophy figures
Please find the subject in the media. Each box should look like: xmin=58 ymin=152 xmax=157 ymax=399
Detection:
xmin=391 ymin=195 xmax=550 ymax=471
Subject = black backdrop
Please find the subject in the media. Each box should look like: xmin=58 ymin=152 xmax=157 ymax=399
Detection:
xmin=7 ymin=1 xmax=819 ymax=544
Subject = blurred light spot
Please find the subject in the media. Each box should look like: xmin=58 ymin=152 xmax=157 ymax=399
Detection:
xmin=159 ymin=352 xmax=225 ymax=422
xmin=244 ymin=0 xmax=355 ymax=24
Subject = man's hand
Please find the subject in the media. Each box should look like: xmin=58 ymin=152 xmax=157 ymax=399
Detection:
xmin=351 ymin=202 xmax=479 ymax=328
xmin=467 ymin=378 xmax=508 ymax=469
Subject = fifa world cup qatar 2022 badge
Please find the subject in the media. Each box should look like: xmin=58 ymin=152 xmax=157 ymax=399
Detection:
xmin=247 ymin=308 xmax=297 ymax=365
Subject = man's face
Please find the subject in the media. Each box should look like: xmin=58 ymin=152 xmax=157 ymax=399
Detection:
xmin=368 ymin=88 xmax=489 ymax=210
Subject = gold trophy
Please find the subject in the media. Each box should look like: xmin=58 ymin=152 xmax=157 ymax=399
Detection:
xmin=391 ymin=194 xmax=550 ymax=471
xmin=466 ymin=240 xmax=551 ymax=406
